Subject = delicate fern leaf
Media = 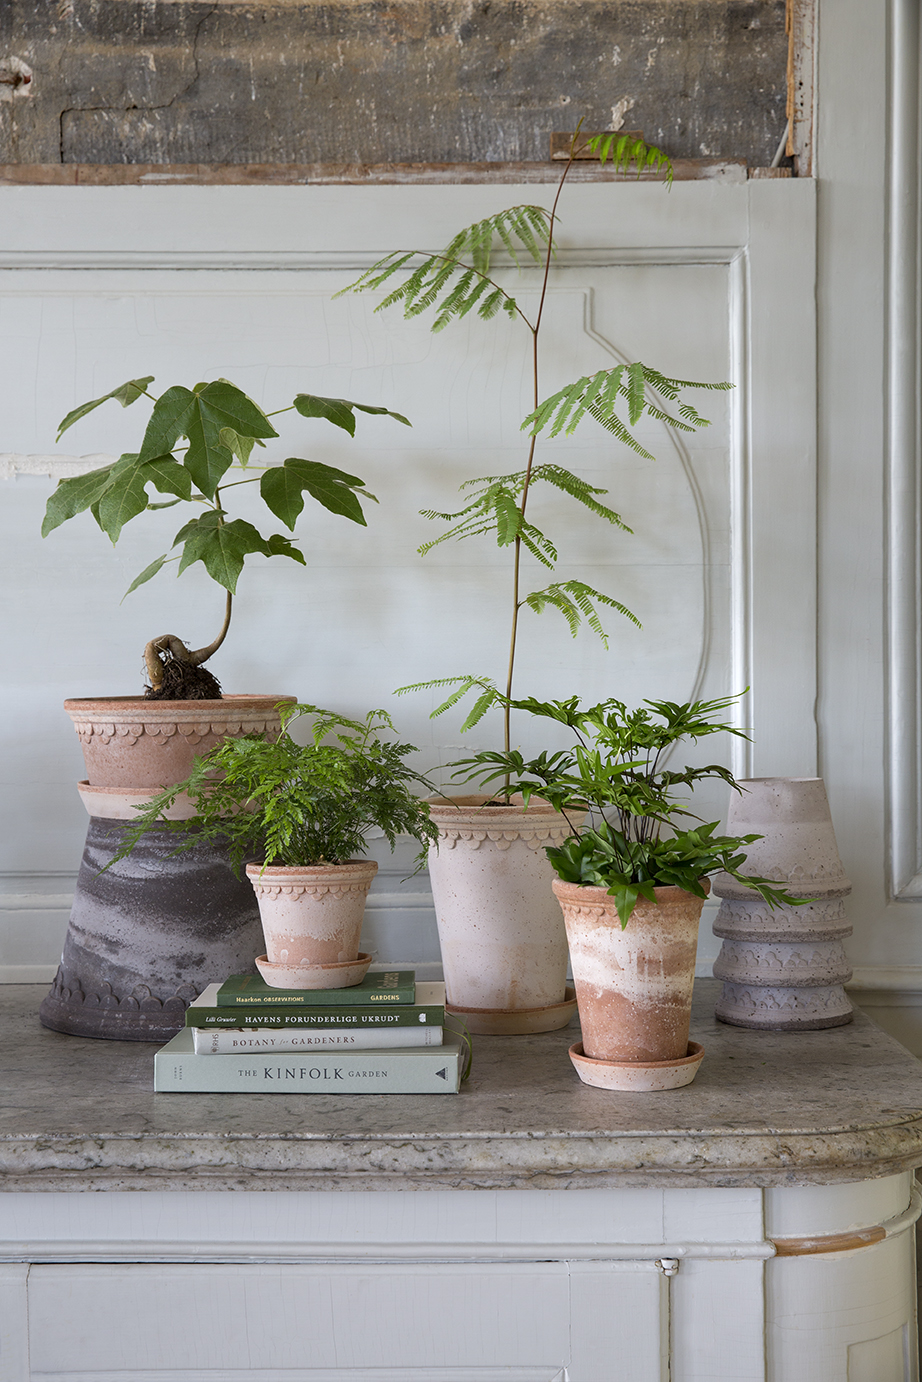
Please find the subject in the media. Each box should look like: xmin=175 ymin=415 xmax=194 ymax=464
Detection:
xmin=639 ymin=399 xmax=698 ymax=433
xmin=518 ymin=519 xmax=557 ymax=569
xmin=479 ymin=287 xmax=506 ymax=320
xmin=586 ymin=132 xmax=673 ymax=186
xmin=453 ymin=273 xmax=494 ymax=322
xmin=470 ymin=217 xmax=493 ymax=274
xmin=586 ymin=399 xmax=657 ymax=459
xmin=336 ymin=251 xmax=415 ymax=297
xmin=534 ymin=465 xmax=633 ymax=531
xmin=524 ymin=585 xmax=582 ymax=637
xmin=493 ymin=490 xmax=524 ymax=546
xmin=432 ymin=269 xmax=476 ymax=331
xmin=460 ymin=686 xmax=500 ymax=731
xmin=627 ymin=361 xmax=646 ymax=426
xmin=524 ymin=580 xmax=640 ymax=644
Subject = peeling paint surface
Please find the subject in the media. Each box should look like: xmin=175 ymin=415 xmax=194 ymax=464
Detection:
xmin=0 ymin=1 xmax=787 ymax=167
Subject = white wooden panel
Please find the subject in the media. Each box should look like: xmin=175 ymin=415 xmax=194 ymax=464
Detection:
xmin=671 ymin=1258 xmax=766 ymax=1382
xmin=766 ymin=1233 xmax=917 ymax=1382
xmin=28 ymin=1263 xmax=574 ymax=1373
xmin=0 ymin=1264 xmax=29 ymax=1382
xmin=567 ymin=1261 xmax=667 ymax=1382
xmin=663 ymin=1188 xmax=764 ymax=1245
xmin=764 ymin=1173 xmax=911 ymax=1239
xmin=0 ymin=1188 xmax=668 ymax=1250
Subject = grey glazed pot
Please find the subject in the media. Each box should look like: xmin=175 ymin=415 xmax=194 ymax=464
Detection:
xmin=40 ymin=816 xmax=263 ymax=1041
xmin=712 ymin=777 xmax=853 ymax=1030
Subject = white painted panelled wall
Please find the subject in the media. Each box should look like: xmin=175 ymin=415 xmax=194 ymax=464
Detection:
xmin=0 ymin=176 xmax=817 ymax=993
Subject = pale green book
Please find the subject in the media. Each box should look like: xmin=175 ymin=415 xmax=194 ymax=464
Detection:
xmin=155 ymin=1028 xmax=464 ymax=1093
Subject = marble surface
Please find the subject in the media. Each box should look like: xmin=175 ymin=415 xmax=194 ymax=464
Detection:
xmin=3 ymin=981 xmax=922 ymax=1190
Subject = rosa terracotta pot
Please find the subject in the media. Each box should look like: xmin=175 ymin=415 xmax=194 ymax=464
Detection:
xmin=553 ymin=878 xmax=708 ymax=1089
xmin=425 ymin=795 xmax=579 ymax=1033
xmin=246 ymin=860 xmax=378 ymax=990
xmin=64 ymin=694 xmax=296 ymax=789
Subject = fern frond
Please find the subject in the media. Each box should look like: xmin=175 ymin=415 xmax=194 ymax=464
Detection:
xmin=586 ymin=133 xmax=673 ymax=186
xmin=335 ymin=206 xmax=551 ymax=332
xmin=533 ymin=465 xmax=633 ymax=531
xmin=523 ymin=580 xmax=640 ymax=645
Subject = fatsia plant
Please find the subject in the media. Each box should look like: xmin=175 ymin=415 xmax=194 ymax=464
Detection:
xmin=448 ymin=688 xmax=801 ymax=925
xmin=116 ymin=703 xmax=439 ymax=872
xmin=340 ymin=123 xmax=731 ymax=756
xmin=42 ymin=377 xmax=409 ymax=698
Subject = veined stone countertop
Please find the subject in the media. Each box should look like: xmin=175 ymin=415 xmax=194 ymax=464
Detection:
xmin=3 ymin=981 xmax=922 ymax=1192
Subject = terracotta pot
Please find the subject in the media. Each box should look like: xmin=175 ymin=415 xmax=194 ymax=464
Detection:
xmin=64 ymin=694 xmax=296 ymax=789
xmin=246 ymin=860 xmax=378 ymax=989
xmin=426 ymin=794 xmax=579 ymax=1032
xmin=553 ymin=878 xmax=708 ymax=1065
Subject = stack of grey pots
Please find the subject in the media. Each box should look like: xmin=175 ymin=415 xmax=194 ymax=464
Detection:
xmin=713 ymin=777 xmax=853 ymax=1030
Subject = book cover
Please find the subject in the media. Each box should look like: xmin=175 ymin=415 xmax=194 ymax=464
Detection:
xmin=192 ymin=1024 xmax=443 ymax=1053
xmin=216 ymin=970 xmax=416 ymax=1006
xmin=155 ymin=1028 xmax=464 ymax=1093
xmin=185 ymin=982 xmax=445 ymax=1029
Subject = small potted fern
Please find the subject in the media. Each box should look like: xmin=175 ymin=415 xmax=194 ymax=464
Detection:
xmin=339 ymin=125 xmax=731 ymax=1030
xmin=122 ymin=704 xmax=439 ymax=989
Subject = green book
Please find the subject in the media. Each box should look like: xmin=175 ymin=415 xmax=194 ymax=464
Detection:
xmin=216 ymin=970 xmax=416 ymax=1006
xmin=155 ymin=1027 xmax=465 ymax=1093
xmin=185 ymin=982 xmax=445 ymax=1030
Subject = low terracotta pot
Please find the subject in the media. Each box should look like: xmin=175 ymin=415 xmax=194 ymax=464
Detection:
xmin=426 ymin=794 xmax=579 ymax=1030
xmin=246 ymin=860 xmax=378 ymax=988
xmin=64 ymin=694 xmax=296 ymax=789
xmin=553 ymin=878 xmax=708 ymax=1063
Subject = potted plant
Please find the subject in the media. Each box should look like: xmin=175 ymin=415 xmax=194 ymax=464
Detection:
xmin=338 ymin=125 xmax=731 ymax=1030
xmin=120 ymin=703 xmax=439 ymax=989
xmin=44 ymin=375 xmax=409 ymax=788
xmin=38 ymin=378 xmax=409 ymax=1040
xmin=452 ymin=691 xmax=798 ymax=1087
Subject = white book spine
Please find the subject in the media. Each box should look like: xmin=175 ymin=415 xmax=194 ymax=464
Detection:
xmin=192 ymin=1025 xmax=443 ymax=1054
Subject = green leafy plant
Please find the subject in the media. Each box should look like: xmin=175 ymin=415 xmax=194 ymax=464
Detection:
xmin=448 ymin=688 xmax=801 ymax=925
xmin=118 ymin=703 xmax=439 ymax=872
xmin=340 ymin=126 xmax=731 ymax=756
xmin=43 ymin=377 xmax=409 ymax=698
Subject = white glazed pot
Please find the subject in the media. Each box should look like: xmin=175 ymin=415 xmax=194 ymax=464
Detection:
xmin=246 ymin=860 xmax=378 ymax=989
xmin=426 ymin=795 xmax=578 ymax=1029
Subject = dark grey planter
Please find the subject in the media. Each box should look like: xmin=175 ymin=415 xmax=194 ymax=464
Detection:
xmin=40 ymin=816 xmax=263 ymax=1042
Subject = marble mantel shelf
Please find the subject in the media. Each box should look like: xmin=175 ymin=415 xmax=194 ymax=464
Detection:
xmin=3 ymin=981 xmax=922 ymax=1192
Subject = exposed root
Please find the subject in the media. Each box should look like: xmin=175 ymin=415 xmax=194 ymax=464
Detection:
xmin=142 ymin=592 xmax=232 ymax=700
xmin=144 ymin=656 xmax=222 ymax=701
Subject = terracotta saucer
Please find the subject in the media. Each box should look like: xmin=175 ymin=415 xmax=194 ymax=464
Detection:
xmin=568 ymin=1040 xmax=705 ymax=1091
xmin=446 ymin=986 xmax=578 ymax=1035
xmin=255 ymin=952 xmax=372 ymax=991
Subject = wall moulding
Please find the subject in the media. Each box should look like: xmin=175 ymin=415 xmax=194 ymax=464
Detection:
xmin=886 ymin=0 xmax=922 ymax=900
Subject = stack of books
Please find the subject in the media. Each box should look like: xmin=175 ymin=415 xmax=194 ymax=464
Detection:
xmin=154 ymin=970 xmax=465 ymax=1093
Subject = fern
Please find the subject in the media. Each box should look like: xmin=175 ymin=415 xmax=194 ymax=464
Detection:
xmin=523 ymin=365 xmax=732 ymax=453
xmin=585 ymin=131 xmax=674 ymax=184
xmin=336 ymin=206 xmax=552 ymax=332
xmin=523 ymin=580 xmax=640 ymax=645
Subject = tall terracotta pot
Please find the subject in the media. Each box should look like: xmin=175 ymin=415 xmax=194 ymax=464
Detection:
xmin=426 ymin=795 xmax=578 ymax=1034
xmin=247 ymin=860 xmax=378 ymax=990
xmin=553 ymin=878 xmax=707 ymax=1090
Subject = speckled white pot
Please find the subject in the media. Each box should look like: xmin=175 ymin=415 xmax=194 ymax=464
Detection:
xmin=426 ymin=795 xmax=576 ymax=1022
xmin=712 ymin=777 xmax=854 ymax=1030
xmin=246 ymin=860 xmax=378 ymax=971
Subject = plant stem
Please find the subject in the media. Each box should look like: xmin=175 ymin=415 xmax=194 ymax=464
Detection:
xmin=502 ymin=135 xmax=579 ymax=762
